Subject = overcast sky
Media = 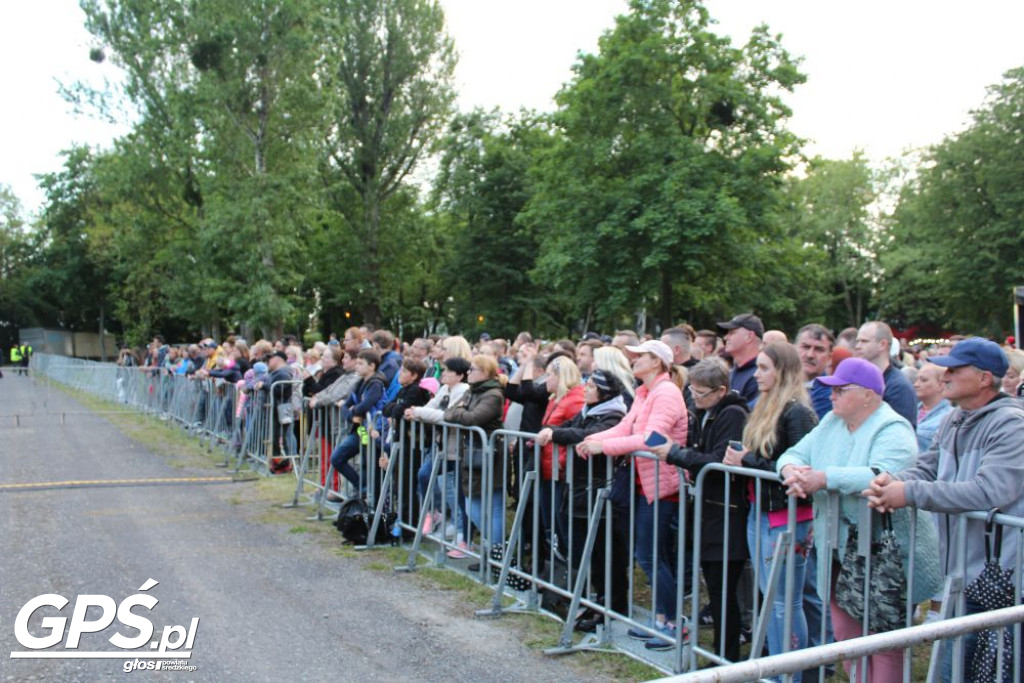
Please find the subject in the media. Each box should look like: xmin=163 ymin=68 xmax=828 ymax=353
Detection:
xmin=2 ymin=0 xmax=1023 ymax=216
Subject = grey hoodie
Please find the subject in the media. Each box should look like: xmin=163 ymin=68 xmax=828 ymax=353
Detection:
xmin=897 ymin=394 xmax=1024 ymax=580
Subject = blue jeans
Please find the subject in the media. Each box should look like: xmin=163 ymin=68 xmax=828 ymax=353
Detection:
xmin=804 ymin=547 xmax=833 ymax=648
xmin=417 ymin=453 xmax=467 ymax=537
xmin=634 ymin=494 xmax=679 ymax=621
xmin=467 ymin=489 xmax=505 ymax=545
xmin=748 ymin=512 xmax=811 ymax=677
xmin=330 ymin=432 xmax=362 ymax=492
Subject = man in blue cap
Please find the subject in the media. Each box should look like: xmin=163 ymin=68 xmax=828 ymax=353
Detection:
xmin=865 ymin=337 xmax=1024 ymax=681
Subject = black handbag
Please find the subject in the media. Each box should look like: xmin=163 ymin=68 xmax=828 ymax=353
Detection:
xmin=964 ymin=509 xmax=1016 ymax=681
xmin=834 ymin=511 xmax=907 ymax=633
xmin=461 ymin=435 xmax=490 ymax=471
xmin=608 ymin=458 xmax=633 ymax=509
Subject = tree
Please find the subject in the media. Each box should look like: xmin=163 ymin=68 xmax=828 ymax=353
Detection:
xmin=880 ymin=67 xmax=1024 ymax=336
xmin=787 ymin=153 xmax=880 ymax=329
xmin=432 ymin=110 xmax=555 ymax=336
xmin=523 ymin=0 xmax=805 ymax=333
xmin=0 ymin=186 xmax=40 ymax=344
xmin=185 ymin=0 xmax=321 ymax=338
xmin=317 ymin=0 xmax=457 ymax=326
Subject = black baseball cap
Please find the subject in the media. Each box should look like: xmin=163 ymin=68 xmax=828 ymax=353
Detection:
xmin=717 ymin=313 xmax=764 ymax=339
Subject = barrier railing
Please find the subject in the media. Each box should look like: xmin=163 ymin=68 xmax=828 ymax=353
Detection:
xmin=30 ymin=352 xmax=1024 ymax=678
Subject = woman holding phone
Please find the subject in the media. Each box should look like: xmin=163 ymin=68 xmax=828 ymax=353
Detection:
xmin=724 ymin=342 xmax=817 ymax=677
xmin=578 ymin=339 xmax=687 ymax=651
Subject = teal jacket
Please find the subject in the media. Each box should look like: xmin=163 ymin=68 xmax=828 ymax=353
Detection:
xmin=776 ymin=403 xmax=943 ymax=604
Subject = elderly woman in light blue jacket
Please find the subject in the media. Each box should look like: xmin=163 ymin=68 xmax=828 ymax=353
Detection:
xmin=777 ymin=358 xmax=942 ymax=682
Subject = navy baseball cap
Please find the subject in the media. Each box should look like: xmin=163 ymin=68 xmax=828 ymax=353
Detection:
xmin=928 ymin=337 xmax=1009 ymax=377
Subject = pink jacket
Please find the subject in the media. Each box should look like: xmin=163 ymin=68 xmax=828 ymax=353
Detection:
xmin=586 ymin=373 xmax=686 ymax=503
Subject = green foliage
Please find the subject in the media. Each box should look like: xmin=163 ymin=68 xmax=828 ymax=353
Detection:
xmin=316 ymin=0 xmax=457 ymax=326
xmin=785 ymin=152 xmax=880 ymax=330
xmin=881 ymin=67 xmax=1024 ymax=336
xmin=523 ymin=0 xmax=806 ymax=333
xmin=433 ymin=110 xmax=555 ymax=336
xmin=5 ymin=0 xmax=1021 ymax=346
xmin=0 ymin=186 xmax=41 ymax=344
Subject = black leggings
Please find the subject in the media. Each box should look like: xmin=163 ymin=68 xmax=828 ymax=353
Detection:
xmin=703 ymin=558 xmax=746 ymax=662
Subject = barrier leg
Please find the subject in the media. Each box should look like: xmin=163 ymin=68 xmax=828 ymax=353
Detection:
xmin=309 ymin=464 xmax=338 ymax=522
xmin=287 ymin=414 xmax=321 ymax=508
xmin=545 ymin=487 xmax=612 ymax=653
xmin=926 ymin=574 xmax=964 ymax=683
xmin=358 ymin=446 xmax=400 ymax=550
xmin=476 ymin=472 xmax=537 ymax=618
xmin=395 ymin=451 xmax=444 ymax=573
xmin=749 ymin=530 xmax=793 ymax=661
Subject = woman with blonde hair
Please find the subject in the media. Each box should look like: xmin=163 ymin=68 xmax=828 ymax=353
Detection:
xmin=533 ymin=355 xmax=585 ymax=555
xmin=724 ymin=342 xmax=817 ymax=675
xmin=441 ymin=335 xmax=473 ymax=362
xmin=444 ymin=354 xmax=508 ymax=549
xmin=593 ymin=346 xmax=636 ymax=407
xmin=1003 ymin=348 xmax=1024 ymax=397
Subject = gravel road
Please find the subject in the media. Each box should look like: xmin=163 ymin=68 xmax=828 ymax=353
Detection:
xmin=0 ymin=375 xmax=594 ymax=682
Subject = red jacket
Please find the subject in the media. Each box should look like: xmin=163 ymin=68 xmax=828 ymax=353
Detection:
xmin=539 ymin=384 xmax=586 ymax=480
xmin=586 ymin=374 xmax=686 ymax=503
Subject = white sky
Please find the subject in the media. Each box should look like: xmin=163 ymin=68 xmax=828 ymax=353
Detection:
xmin=2 ymin=0 xmax=1023 ymax=216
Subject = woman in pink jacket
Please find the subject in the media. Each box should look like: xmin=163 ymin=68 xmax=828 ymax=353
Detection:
xmin=577 ymin=340 xmax=688 ymax=650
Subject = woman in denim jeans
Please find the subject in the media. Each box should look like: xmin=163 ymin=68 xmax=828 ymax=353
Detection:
xmin=407 ymin=358 xmax=471 ymax=549
xmin=725 ymin=343 xmax=817 ymax=680
xmin=578 ymin=340 xmax=688 ymax=651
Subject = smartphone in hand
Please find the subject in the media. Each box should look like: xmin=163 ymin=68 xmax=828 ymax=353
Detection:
xmin=645 ymin=431 xmax=668 ymax=448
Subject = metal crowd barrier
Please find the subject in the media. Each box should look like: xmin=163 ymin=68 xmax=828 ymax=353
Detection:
xmin=29 ymin=353 xmax=1024 ymax=678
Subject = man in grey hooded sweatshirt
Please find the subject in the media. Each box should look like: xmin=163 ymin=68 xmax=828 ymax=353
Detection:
xmin=865 ymin=337 xmax=1024 ymax=680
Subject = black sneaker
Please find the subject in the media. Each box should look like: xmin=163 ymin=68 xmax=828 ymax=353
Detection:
xmin=699 ymin=603 xmax=714 ymax=625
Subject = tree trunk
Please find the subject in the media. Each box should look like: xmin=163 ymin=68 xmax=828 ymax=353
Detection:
xmin=361 ymin=187 xmax=382 ymax=327
xmin=660 ymin=270 xmax=673 ymax=332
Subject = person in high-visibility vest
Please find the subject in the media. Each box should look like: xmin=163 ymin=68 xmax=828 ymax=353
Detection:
xmin=10 ymin=344 xmax=22 ymax=376
xmin=19 ymin=343 xmax=31 ymax=375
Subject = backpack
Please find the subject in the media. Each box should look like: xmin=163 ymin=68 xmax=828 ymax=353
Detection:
xmin=333 ymin=498 xmax=397 ymax=546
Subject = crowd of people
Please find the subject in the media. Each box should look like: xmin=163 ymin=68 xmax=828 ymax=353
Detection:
xmin=120 ymin=318 xmax=1024 ymax=679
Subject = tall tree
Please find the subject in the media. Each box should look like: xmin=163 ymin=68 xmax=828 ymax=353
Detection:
xmin=318 ymin=0 xmax=457 ymax=325
xmin=77 ymin=0 xmax=322 ymax=339
xmin=433 ymin=110 xmax=555 ymax=336
xmin=186 ymin=0 xmax=320 ymax=338
xmin=880 ymin=67 xmax=1024 ymax=336
xmin=787 ymin=153 xmax=880 ymax=329
xmin=33 ymin=147 xmax=112 ymax=333
xmin=0 ymin=186 xmax=40 ymax=344
xmin=523 ymin=0 xmax=805 ymax=332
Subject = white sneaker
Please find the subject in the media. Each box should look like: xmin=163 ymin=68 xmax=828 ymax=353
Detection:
xmin=444 ymin=522 xmax=457 ymax=539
